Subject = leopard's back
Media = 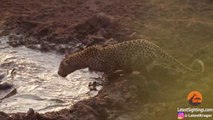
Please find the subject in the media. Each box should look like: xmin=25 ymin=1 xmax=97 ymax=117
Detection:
xmin=100 ymin=39 xmax=203 ymax=73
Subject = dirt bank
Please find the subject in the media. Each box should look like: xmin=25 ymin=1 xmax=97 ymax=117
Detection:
xmin=0 ymin=0 xmax=142 ymax=53
xmin=0 ymin=0 xmax=213 ymax=120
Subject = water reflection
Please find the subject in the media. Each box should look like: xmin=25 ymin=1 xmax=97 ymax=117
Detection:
xmin=0 ymin=36 xmax=102 ymax=113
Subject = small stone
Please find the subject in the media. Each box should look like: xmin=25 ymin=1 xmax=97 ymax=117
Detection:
xmin=0 ymin=73 xmax=5 ymax=80
xmin=27 ymin=108 xmax=34 ymax=116
xmin=0 ymin=82 xmax=13 ymax=90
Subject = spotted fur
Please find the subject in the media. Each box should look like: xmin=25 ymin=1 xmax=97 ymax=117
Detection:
xmin=58 ymin=39 xmax=204 ymax=77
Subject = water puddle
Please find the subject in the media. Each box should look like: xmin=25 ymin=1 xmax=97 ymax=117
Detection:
xmin=0 ymin=36 xmax=102 ymax=113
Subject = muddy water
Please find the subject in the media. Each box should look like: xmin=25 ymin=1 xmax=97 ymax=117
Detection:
xmin=0 ymin=36 xmax=102 ymax=113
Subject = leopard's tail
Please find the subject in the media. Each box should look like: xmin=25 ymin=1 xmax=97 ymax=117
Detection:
xmin=190 ymin=59 xmax=204 ymax=73
xmin=152 ymin=44 xmax=204 ymax=73
xmin=162 ymin=52 xmax=204 ymax=73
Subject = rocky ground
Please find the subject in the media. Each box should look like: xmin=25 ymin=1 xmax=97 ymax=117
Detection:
xmin=0 ymin=0 xmax=213 ymax=120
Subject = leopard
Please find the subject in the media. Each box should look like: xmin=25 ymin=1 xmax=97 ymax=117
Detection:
xmin=58 ymin=39 xmax=204 ymax=77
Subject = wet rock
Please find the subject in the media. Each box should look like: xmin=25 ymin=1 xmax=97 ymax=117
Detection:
xmin=25 ymin=44 xmax=41 ymax=50
xmin=0 ymin=30 xmax=9 ymax=37
xmin=0 ymin=73 xmax=5 ymax=80
xmin=40 ymin=41 xmax=51 ymax=52
xmin=0 ymin=82 xmax=13 ymax=90
xmin=88 ymin=81 xmax=103 ymax=91
xmin=7 ymin=34 xmax=24 ymax=47
xmin=0 ymin=111 xmax=9 ymax=120
xmin=56 ymin=44 xmax=70 ymax=53
xmin=27 ymin=108 xmax=35 ymax=116
xmin=0 ymin=87 xmax=17 ymax=101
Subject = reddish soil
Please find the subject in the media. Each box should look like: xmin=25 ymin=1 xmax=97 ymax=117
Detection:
xmin=0 ymin=0 xmax=212 ymax=120
xmin=0 ymin=0 xmax=145 ymax=53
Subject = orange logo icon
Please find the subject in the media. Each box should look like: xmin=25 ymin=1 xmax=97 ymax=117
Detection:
xmin=187 ymin=91 xmax=202 ymax=106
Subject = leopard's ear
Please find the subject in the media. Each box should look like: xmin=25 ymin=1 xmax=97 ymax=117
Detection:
xmin=63 ymin=59 xmax=69 ymax=66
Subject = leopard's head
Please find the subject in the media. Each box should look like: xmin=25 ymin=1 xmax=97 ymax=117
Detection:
xmin=58 ymin=59 xmax=71 ymax=77
xmin=58 ymin=55 xmax=85 ymax=77
xmin=58 ymin=45 xmax=101 ymax=77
